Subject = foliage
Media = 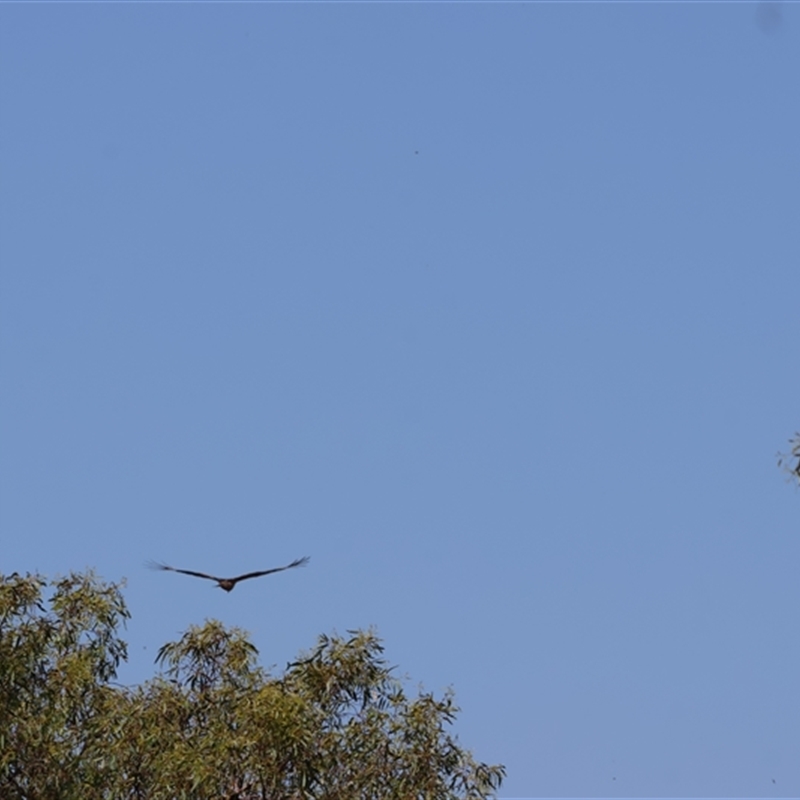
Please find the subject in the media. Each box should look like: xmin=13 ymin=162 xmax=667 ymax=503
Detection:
xmin=0 ymin=572 xmax=504 ymax=800
xmin=778 ymin=432 xmax=800 ymax=487
xmin=0 ymin=571 xmax=129 ymax=799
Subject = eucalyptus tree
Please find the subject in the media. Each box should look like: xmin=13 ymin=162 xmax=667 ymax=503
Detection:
xmin=779 ymin=432 xmax=800 ymax=486
xmin=0 ymin=571 xmax=504 ymax=800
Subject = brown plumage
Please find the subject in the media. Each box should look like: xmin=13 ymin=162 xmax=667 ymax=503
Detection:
xmin=147 ymin=556 xmax=309 ymax=592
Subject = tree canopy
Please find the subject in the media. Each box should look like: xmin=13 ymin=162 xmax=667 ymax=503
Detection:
xmin=0 ymin=571 xmax=504 ymax=800
xmin=778 ymin=432 xmax=800 ymax=487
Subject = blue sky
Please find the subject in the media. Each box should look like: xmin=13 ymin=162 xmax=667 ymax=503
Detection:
xmin=1 ymin=3 xmax=798 ymax=797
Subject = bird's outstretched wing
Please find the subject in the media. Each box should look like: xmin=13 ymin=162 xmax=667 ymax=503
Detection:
xmin=146 ymin=560 xmax=222 ymax=583
xmin=229 ymin=556 xmax=310 ymax=584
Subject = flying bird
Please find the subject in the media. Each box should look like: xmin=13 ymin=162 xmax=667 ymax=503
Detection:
xmin=147 ymin=556 xmax=309 ymax=592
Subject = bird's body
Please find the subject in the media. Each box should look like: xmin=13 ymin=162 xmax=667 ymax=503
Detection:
xmin=147 ymin=556 xmax=309 ymax=591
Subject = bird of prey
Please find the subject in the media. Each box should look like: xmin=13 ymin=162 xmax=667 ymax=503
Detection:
xmin=147 ymin=556 xmax=309 ymax=592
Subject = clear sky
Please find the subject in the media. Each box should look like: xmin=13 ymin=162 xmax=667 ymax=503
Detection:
xmin=1 ymin=3 xmax=798 ymax=797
